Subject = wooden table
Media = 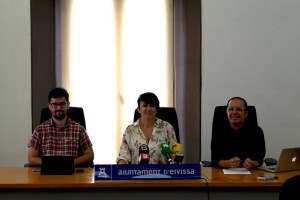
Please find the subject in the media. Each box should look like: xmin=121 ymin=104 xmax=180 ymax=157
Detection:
xmin=202 ymin=166 xmax=300 ymax=187
xmin=0 ymin=167 xmax=299 ymax=200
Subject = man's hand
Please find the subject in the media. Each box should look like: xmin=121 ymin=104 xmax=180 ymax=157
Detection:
xmin=242 ymin=158 xmax=258 ymax=170
xmin=229 ymin=157 xmax=242 ymax=168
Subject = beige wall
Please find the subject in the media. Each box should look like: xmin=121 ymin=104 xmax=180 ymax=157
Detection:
xmin=0 ymin=0 xmax=31 ymax=166
xmin=201 ymin=0 xmax=300 ymax=162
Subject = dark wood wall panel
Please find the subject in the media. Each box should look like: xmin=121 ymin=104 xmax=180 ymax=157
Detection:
xmin=30 ymin=0 xmax=56 ymax=130
xmin=174 ymin=0 xmax=201 ymax=162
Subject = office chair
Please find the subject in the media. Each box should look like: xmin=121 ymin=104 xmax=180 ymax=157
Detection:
xmin=201 ymin=106 xmax=276 ymax=167
xmin=279 ymin=174 xmax=300 ymax=200
xmin=212 ymin=106 xmax=258 ymax=129
xmin=25 ymin=107 xmax=92 ymax=167
xmin=40 ymin=107 xmax=86 ymax=128
xmin=133 ymin=107 xmax=180 ymax=143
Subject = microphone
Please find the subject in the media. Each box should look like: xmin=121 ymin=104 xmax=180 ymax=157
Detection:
xmin=139 ymin=144 xmax=150 ymax=164
xmin=172 ymin=143 xmax=184 ymax=164
xmin=160 ymin=143 xmax=174 ymax=164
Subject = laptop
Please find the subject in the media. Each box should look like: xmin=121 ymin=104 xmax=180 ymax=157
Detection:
xmin=41 ymin=156 xmax=75 ymax=175
xmin=258 ymin=147 xmax=300 ymax=173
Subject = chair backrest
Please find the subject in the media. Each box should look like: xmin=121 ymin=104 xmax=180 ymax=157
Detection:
xmin=133 ymin=107 xmax=180 ymax=143
xmin=30 ymin=106 xmax=92 ymax=167
xmin=40 ymin=107 xmax=86 ymax=128
xmin=279 ymin=174 xmax=300 ymax=199
xmin=212 ymin=105 xmax=258 ymax=131
xmin=206 ymin=105 xmax=259 ymax=167
xmin=210 ymin=105 xmax=276 ymax=167
xmin=25 ymin=107 xmax=89 ymax=167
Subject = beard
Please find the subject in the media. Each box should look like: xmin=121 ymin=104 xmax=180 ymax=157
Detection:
xmin=54 ymin=110 xmax=66 ymax=120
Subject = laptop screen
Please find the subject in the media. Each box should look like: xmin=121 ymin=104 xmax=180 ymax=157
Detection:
xmin=275 ymin=147 xmax=300 ymax=172
xmin=41 ymin=156 xmax=75 ymax=175
xmin=259 ymin=147 xmax=300 ymax=173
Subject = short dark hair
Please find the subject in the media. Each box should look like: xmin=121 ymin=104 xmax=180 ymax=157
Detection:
xmin=48 ymin=87 xmax=69 ymax=103
xmin=227 ymin=97 xmax=248 ymax=109
xmin=137 ymin=92 xmax=160 ymax=109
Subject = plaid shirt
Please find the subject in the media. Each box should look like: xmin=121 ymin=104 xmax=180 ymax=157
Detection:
xmin=28 ymin=118 xmax=93 ymax=157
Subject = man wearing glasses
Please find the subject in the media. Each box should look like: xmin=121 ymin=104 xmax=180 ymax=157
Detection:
xmin=211 ymin=97 xmax=265 ymax=170
xmin=27 ymin=87 xmax=94 ymax=167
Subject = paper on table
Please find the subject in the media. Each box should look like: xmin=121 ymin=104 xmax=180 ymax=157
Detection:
xmin=223 ymin=168 xmax=251 ymax=174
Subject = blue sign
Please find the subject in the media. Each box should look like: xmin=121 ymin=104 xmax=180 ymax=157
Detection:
xmin=94 ymin=164 xmax=201 ymax=180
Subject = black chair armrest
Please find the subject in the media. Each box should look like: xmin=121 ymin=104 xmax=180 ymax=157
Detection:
xmin=264 ymin=158 xmax=277 ymax=166
xmin=200 ymin=161 xmax=212 ymax=167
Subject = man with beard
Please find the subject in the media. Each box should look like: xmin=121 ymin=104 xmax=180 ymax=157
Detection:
xmin=27 ymin=87 xmax=94 ymax=167
xmin=210 ymin=97 xmax=265 ymax=170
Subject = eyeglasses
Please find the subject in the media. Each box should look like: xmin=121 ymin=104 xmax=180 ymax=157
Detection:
xmin=50 ymin=102 xmax=68 ymax=108
xmin=227 ymin=107 xmax=246 ymax=112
